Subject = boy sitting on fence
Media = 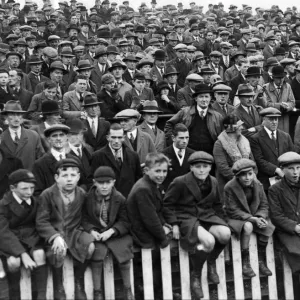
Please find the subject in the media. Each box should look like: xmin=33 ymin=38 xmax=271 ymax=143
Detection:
xmin=224 ymin=158 xmax=274 ymax=278
xmin=82 ymin=166 xmax=134 ymax=300
xmin=0 ymin=169 xmax=48 ymax=300
xmin=164 ymin=151 xmax=231 ymax=299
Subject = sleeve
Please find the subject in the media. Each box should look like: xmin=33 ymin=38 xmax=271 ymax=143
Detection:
xmin=32 ymin=161 xmax=47 ymax=196
xmin=164 ymin=110 xmax=184 ymax=145
xmin=112 ymin=197 xmax=131 ymax=236
xmin=177 ymin=90 xmax=188 ymax=108
xmin=255 ymin=186 xmax=269 ymax=218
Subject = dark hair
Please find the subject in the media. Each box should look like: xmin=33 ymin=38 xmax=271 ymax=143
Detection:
xmin=9 ymin=68 xmax=23 ymax=78
xmin=145 ymin=152 xmax=170 ymax=169
xmin=44 ymin=80 xmax=57 ymax=89
xmin=109 ymin=123 xmax=123 ymax=131
xmin=0 ymin=69 xmax=9 ymax=75
xmin=222 ymin=114 xmax=240 ymax=126
xmin=76 ymin=74 xmax=87 ymax=82
xmin=172 ymin=123 xmax=188 ymax=137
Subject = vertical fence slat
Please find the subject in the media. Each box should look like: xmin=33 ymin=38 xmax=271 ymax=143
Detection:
xmin=46 ymin=266 xmax=53 ymax=300
xmin=179 ymin=243 xmax=191 ymax=300
xmin=266 ymin=237 xmax=278 ymax=300
xmin=103 ymin=253 xmax=115 ymax=300
xmin=141 ymin=249 xmax=154 ymax=300
xmin=216 ymin=251 xmax=227 ymax=300
xmin=249 ymin=233 xmax=261 ymax=300
xmin=201 ymin=262 xmax=210 ymax=299
xmin=63 ymin=256 xmax=74 ymax=300
xmin=84 ymin=266 xmax=93 ymax=300
xmin=231 ymin=236 xmax=245 ymax=300
xmin=160 ymin=245 xmax=173 ymax=300
xmin=283 ymin=254 xmax=294 ymax=300
xmin=20 ymin=267 xmax=32 ymax=300
xmin=129 ymin=259 xmax=135 ymax=297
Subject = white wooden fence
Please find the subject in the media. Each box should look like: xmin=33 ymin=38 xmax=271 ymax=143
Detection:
xmin=19 ymin=234 xmax=294 ymax=300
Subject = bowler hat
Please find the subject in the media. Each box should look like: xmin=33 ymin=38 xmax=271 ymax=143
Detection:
xmin=135 ymin=25 xmax=146 ymax=33
xmin=97 ymin=31 xmax=111 ymax=39
xmin=188 ymin=151 xmax=214 ymax=165
xmin=272 ymin=65 xmax=285 ymax=78
xmin=141 ymin=100 xmax=162 ymax=113
xmin=192 ymin=83 xmax=213 ymax=97
xmin=44 ymin=124 xmax=70 ymax=138
xmin=83 ymin=93 xmax=102 ymax=107
xmin=236 ymin=84 xmax=255 ymax=96
xmin=278 ymin=152 xmax=300 ymax=167
xmin=41 ymin=100 xmax=60 ymax=115
xmin=232 ymin=158 xmax=256 ymax=176
xmin=94 ymin=166 xmax=116 ymax=182
xmin=77 ymin=60 xmax=94 ymax=71
xmin=1 ymin=100 xmax=26 ymax=115
xmin=9 ymin=169 xmax=36 ymax=185
xmin=245 ymin=66 xmax=262 ymax=77
xmin=274 ymin=47 xmax=286 ymax=56
xmin=65 ymin=119 xmax=87 ymax=134
xmin=199 ymin=66 xmax=215 ymax=75
xmin=259 ymin=107 xmax=281 ymax=117
xmin=153 ymin=49 xmax=166 ymax=60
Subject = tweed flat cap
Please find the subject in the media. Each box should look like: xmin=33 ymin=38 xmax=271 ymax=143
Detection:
xmin=44 ymin=124 xmax=70 ymax=138
xmin=213 ymin=84 xmax=232 ymax=92
xmin=259 ymin=107 xmax=281 ymax=117
xmin=115 ymin=109 xmax=140 ymax=119
xmin=278 ymin=152 xmax=300 ymax=167
xmin=232 ymin=158 xmax=256 ymax=176
xmin=186 ymin=74 xmax=203 ymax=81
xmin=188 ymin=151 xmax=214 ymax=165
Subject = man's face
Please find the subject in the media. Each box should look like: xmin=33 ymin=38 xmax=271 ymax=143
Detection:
xmin=282 ymin=163 xmax=300 ymax=183
xmin=214 ymin=91 xmax=229 ymax=105
xmin=155 ymin=59 xmax=165 ymax=68
xmin=206 ymin=32 xmax=213 ymax=40
xmin=238 ymin=169 xmax=255 ymax=187
xmin=16 ymin=46 xmax=26 ymax=55
xmin=88 ymin=45 xmax=97 ymax=53
xmin=98 ymin=54 xmax=108 ymax=64
xmin=0 ymin=72 xmax=9 ymax=86
xmin=6 ymin=113 xmax=23 ymax=128
xmin=264 ymin=116 xmax=278 ymax=132
xmin=69 ymin=29 xmax=78 ymax=37
xmin=11 ymin=182 xmax=35 ymax=201
xmin=21 ymin=30 xmax=31 ymax=37
xmin=145 ymin=162 xmax=168 ymax=185
xmin=286 ymin=64 xmax=295 ymax=75
xmin=239 ymin=95 xmax=254 ymax=107
xmin=133 ymin=79 xmax=145 ymax=91
xmin=195 ymin=93 xmax=211 ymax=108
xmin=85 ymin=104 xmax=100 ymax=118
xmin=172 ymin=131 xmax=189 ymax=149
xmin=291 ymin=45 xmax=299 ymax=54
xmin=44 ymin=87 xmax=57 ymax=100
xmin=126 ymin=60 xmax=136 ymax=70
xmin=45 ymin=113 xmax=61 ymax=124
xmin=49 ymin=40 xmax=59 ymax=48
xmin=75 ymin=79 xmax=87 ymax=93
xmin=81 ymin=25 xmax=89 ymax=33
xmin=221 ymin=47 xmax=230 ymax=56
xmin=202 ymin=74 xmax=211 ymax=84
xmin=47 ymin=23 xmax=56 ymax=32
xmin=8 ymin=55 xmax=20 ymax=68
xmin=68 ymin=132 xmax=83 ymax=146
xmin=143 ymin=112 xmax=158 ymax=125
xmin=48 ymin=130 xmax=67 ymax=151
xmin=112 ymin=67 xmax=124 ymax=79
xmin=71 ymin=16 xmax=78 ymax=24
xmin=240 ymin=62 xmax=250 ymax=75
xmin=107 ymin=128 xmax=124 ymax=150
xmin=8 ymin=70 xmax=19 ymax=86
xmin=61 ymin=56 xmax=72 ymax=66
xmin=247 ymin=76 xmax=260 ymax=87
xmin=120 ymin=118 xmax=136 ymax=132
xmin=190 ymin=162 xmax=212 ymax=181
xmin=210 ymin=55 xmax=220 ymax=65
xmin=140 ymin=64 xmax=151 ymax=74
xmin=176 ymin=50 xmax=186 ymax=60
xmin=27 ymin=39 xmax=36 ymax=48
xmin=50 ymin=70 xmax=63 ymax=83
xmin=166 ymin=74 xmax=177 ymax=84
xmin=137 ymin=32 xmax=144 ymax=39
xmin=55 ymin=167 xmax=80 ymax=192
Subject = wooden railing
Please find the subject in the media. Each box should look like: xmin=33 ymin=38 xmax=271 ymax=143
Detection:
xmin=19 ymin=234 xmax=294 ymax=300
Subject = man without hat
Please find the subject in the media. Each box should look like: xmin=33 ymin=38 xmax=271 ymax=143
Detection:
xmin=36 ymin=158 xmax=95 ymax=300
xmin=164 ymin=151 xmax=231 ymax=298
xmin=0 ymin=170 xmax=48 ymax=300
xmin=82 ymin=166 xmax=134 ymax=300
xmin=91 ymin=123 xmax=142 ymax=197
xmin=211 ymin=84 xmax=234 ymax=118
xmin=250 ymin=108 xmax=294 ymax=192
xmin=165 ymin=84 xmax=223 ymax=154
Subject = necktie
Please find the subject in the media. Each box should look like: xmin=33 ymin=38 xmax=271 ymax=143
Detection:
xmin=152 ymin=126 xmax=157 ymax=135
xmin=221 ymin=105 xmax=227 ymax=114
xmin=129 ymin=133 xmax=135 ymax=145
xmin=178 ymin=149 xmax=183 ymax=159
xmin=14 ymin=132 xmax=19 ymax=144
xmin=101 ymin=198 xmax=108 ymax=224
xmin=200 ymin=110 xmax=204 ymax=119
xmin=173 ymin=84 xmax=176 ymax=93
xmin=77 ymin=147 xmax=82 ymax=158
xmin=57 ymin=86 xmax=62 ymax=98
xmin=271 ymin=131 xmax=276 ymax=143
xmin=225 ymin=56 xmax=229 ymax=68
xmin=21 ymin=201 xmax=31 ymax=210
xmin=59 ymin=154 xmax=63 ymax=161
xmin=160 ymin=68 xmax=164 ymax=75
xmin=79 ymin=93 xmax=84 ymax=102
xmin=114 ymin=150 xmax=122 ymax=167
xmin=91 ymin=119 xmax=96 ymax=136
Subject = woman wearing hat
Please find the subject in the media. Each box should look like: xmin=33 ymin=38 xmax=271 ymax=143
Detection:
xmin=155 ymin=81 xmax=180 ymax=114
xmin=224 ymin=158 xmax=274 ymax=278
xmin=213 ymin=114 xmax=254 ymax=202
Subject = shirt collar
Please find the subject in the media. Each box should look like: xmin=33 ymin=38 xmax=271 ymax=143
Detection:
xmin=173 ymin=144 xmax=185 ymax=155
xmin=241 ymin=104 xmax=251 ymax=112
xmin=51 ymin=148 xmax=66 ymax=161
xmin=9 ymin=126 xmax=21 ymax=137
xmin=44 ymin=122 xmax=51 ymax=129
xmin=69 ymin=143 xmax=82 ymax=153
xmin=196 ymin=106 xmax=208 ymax=116
xmin=127 ymin=127 xmax=137 ymax=139
xmin=12 ymin=192 xmax=31 ymax=205
xmin=264 ymin=126 xmax=277 ymax=139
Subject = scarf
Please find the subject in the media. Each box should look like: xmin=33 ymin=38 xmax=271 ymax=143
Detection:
xmin=218 ymin=130 xmax=251 ymax=163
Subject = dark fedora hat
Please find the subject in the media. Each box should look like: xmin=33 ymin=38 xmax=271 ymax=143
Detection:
xmin=77 ymin=59 xmax=94 ymax=71
xmin=97 ymin=31 xmax=111 ymax=39
xmin=60 ymin=49 xmax=75 ymax=57
xmin=108 ymin=61 xmax=127 ymax=72
xmin=136 ymin=58 xmax=153 ymax=69
xmin=134 ymin=25 xmax=146 ymax=32
xmin=26 ymin=54 xmax=43 ymax=64
xmin=245 ymin=66 xmax=262 ymax=77
xmin=41 ymin=100 xmax=60 ymax=115
xmin=85 ymin=38 xmax=98 ymax=46
xmin=123 ymin=54 xmax=138 ymax=62
xmin=1 ymin=100 xmax=26 ymax=115
xmin=65 ymin=119 xmax=87 ymax=134
xmin=153 ymin=49 xmax=166 ymax=60
xmin=192 ymin=84 xmax=213 ymax=97
xmin=34 ymin=40 xmax=47 ymax=50
xmin=83 ymin=93 xmax=102 ymax=107
xmin=163 ymin=66 xmax=179 ymax=77
xmin=274 ymin=47 xmax=286 ymax=56
xmin=236 ymin=83 xmax=255 ymax=96
xmin=66 ymin=24 xmax=81 ymax=34
xmin=272 ymin=65 xmax=286 ymax=78
xmin=141 ymin=100 xmax=162 ymax=113
xmin=49 ymin=61 xmax=68 ymax=74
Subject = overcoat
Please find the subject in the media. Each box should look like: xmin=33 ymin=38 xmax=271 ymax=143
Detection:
xmin=163 ymin=172 xmax=228 ymax=251
xmin=36 ymin=184 xmax=94 ymax=263
xmin=82 ymin=186 xmax=133 ymax=264
xmin=224 ymin=177 xmax=275 ymax=238
xmin=0 ymin=191 xmax=41 ymax=257
xmin=177 ymin=85 xmax=194 ymax=108
xmin=126 ymin=175 xmax=169 ymax=249
xmin=268 ymin=178 xmax=300 ymax=273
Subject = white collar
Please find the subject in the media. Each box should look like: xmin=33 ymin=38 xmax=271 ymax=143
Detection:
xmin=9 ymin=126 xmax=21 ymax=138
xmin=127 ymin=128 xmax=137 ymax=139
xmin=51 ymin=148 xmax=66 ymax=161
xmin=264 ymin=126 xmax=277 ymax=139
xmin=146 ymin=122 xmax=156 ymax=130
xmin=13 ymin=192 xmax=31 ymax=205
xmin=69 ymin=143 xmax=82 ymax=154
xmin=197 ymin=106 xmax=208 ymax=116
xmin=44 ymin=122 xmax=51 ymax=129
xmin=241 ymin=104 xmax=252 ymax=112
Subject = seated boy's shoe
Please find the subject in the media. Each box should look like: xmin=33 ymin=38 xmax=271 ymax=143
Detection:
xmin=242 ymin=262 xmax=256 ymax=278
xmin=74 ymin=278 xmax=87 ymax=300
xmin=207 ymin=261 xmax=220 ymax=284
xmin=259 ymin=261 xmax=272 ymax=276
xmin=93 ymin=289 xmax=104 ymax=300
xmin=191 ymin=273 xmax=203 ymax=299
xmin=54 ymin=286 xmax=66 ymax=300
xmin=124 ymin=287 xmax=135 ymax=300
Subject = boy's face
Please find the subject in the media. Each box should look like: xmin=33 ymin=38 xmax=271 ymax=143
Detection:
xmin=145 ymin=162 xmax=168 ymax=185
xmin=11 ymin=182 xmax=35 ymax=201
xmin=94 ymin=179 xmax=115 ymax=197
xmin=190 ymin=163 xmax=212 ymax=181
xmin=55 ymin=167 xmax=80 ymax=192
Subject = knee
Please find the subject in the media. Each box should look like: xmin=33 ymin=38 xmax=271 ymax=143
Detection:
xmin=217 ymin=227 xmax=231 ymax=244
xmin=203 ymin=234 xmax=215 ymax=252
xmin=243 ymin=222 xmax=253 ymax=235
xmin=32 ymin=249 xmax=46 ymax=266
xmin=7 ymin=256 xmax=21 ymax=273
xmin=87 ymin=243 xmax=95 ymax=259
xmin=0 ymin=260 xmax=5 ymax=278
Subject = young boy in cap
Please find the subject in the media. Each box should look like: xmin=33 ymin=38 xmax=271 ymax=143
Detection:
xmin=36 ymin=158 xmax=95 ymax=300
xmin=0 ymin=169 xmax=48 ymax=300
xmin=82 ymin=166 xmax=134 ymax=300
xmin=224 ymin=158 xmax=274 ymax=278
xmin=163 ymin=151 xmax=231 ymax=298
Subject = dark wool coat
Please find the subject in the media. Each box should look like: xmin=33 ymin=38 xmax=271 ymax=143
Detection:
xmin=82 ymin=186 xmax=133 ymax=264
xmin=0 ymin=192 xmax=41 ymax=257
xmin=91 ymin=145 xmax=142 ymax=197
xmin=163 ymin=172 xmax=227 ymax=251
xmin=36 ymin=184 xmax=94 ymax=263
xmin=268 ymin=178 xmax=300 ymax=273
xmin=166 ymin=58 xmax=192 ymax=87
xmin=224 ymin=177 xmax=274 ymax=238
xmin=155 ymin=95 xmax=180 ymax=114
xmin=126 ymin=175 xmax=169 ymax=249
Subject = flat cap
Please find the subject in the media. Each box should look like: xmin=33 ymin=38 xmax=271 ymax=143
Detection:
xmin=188 ymin=151 xmax=214 ymax=165
xmin=232 ymin=158 xmax=256 ymax=176
xmin=241 ymin=28 xmax=251 ymax=34
xmin=55 ymin=158 xmax=80 ymax=171
xmin=42 ymin=47 xmax=58 ymax=58
xmin=278 ymin=152 xmax=300 ymax=167
xmin=259 ymin=107 xmax=281 ymax=117
xmin=210 ymin=50 xmax=222 ymax=57
xmin=174 ymin=43 xmax=187 ymax=51
xmin=186 ymin=74 xmax=203 ymax=81
xmin=280 ymin=58 xmax=296 ymax=65
xmin=94 ymin=166 xmax=116 ymax=182
xmin=213 ymin=84 xmax=232 ymax=92
xmin=44 ymin=124 xmax=70 ymax=138
xmin=9 ymin=169 xmax=36 ymax=185
xmin=114 ymin=109 xmax=140 ymax=119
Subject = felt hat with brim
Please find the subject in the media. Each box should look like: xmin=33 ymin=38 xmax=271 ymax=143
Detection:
xmin=199 ymin=66 xmax=215 ymax=75
xmin=288 ymin=41 xmax=300 ymax=47
xmin=259 ymin=107 xmax=281 ymax=117
xmin=77 ymin=60 xmax=94 ymax=71
xmin=94 ymin=47 xmax=107 ymax=59
xmin=6 ymin=51 xmax=22 ymax=60
xmin=66 ymin=119 xmax=87 ymax=134
xmin=272 ymin=65 xmax=285 ymax=78
xmin=66 ymin=25 xmax=81 ymax=34
xmin=0 ymin=43 xmax=9 ymax=54
xmin=278 ymin=152 xmax=300 ymax=167
xmin=223 ymin=114 xmax=244 ymax=133
xmin=85 ymin=38 xmax=98 ymax=46
xmin=163 ymin=66 xmax=179 ymax=77
xmin=14 ymin=39 xmax=28 ymax=47
xmin=82 ymin=93 xmax=102 ymax=107
xmin=123 ymin=54 xmax=138 ymax=62
xmin=34 ymin=41 xmax=47 ymax=50
xmin=49 ymin=61 xmax=68 ymax=74
xmin=265 ymin=57 xmax=280 ymax=68
xmin=136 ymin=59 xmax=153 ymax=69
xmin=94 ymin=166 xmax=116 ymax=182
xmin=60 ymin=49 xmax=75 ymax=57
xmin=108 ymin=61 xmax=127 ymax=72
xmin=27 ymin=54 xmax=43 ymax=64
xmin=118 ymin=39 xmax=130 ymax=47
xmin=280 ymin=58 xmax=296 ymax=66
xmin=230 ymin=51 xmax=246 ymax=60
xmin=5 ymin=34 xmax=18 ymax=41
xmin=245 ymin=66 xmax=262 ymax=77
xmin=141 ymin=100 xmax=163 ymax=113
xmin=274 ymin=47 xmax=286 ymax=56
xmin=236 ymin=84 xmax=255 ymax=96
xmin=107 ymin=45 xmax=119 ymax=54
xmin=9 ymin=169 xmax=36 ymax=185
xmin=41 ymin=100 xmax=60 ymax=115
xmin=188 ymin=151 xmax=214 ymax=165
xmin=157 ymin=81 xmax=171 ymax=93
xmin=232 ymin=158 xmax=256 ymax=176
xmin=1 ymin=100 xmax=26 ymax=115
xmin=193 ymin=83 xmax=213 ymax=97
xmin=44 ymin=124 xmax=70 ymax=138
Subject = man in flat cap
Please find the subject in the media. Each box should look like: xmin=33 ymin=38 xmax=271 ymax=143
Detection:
xmin=251 ymin=108 xmax=294 ymax=192
xmin=36 ymin=158 xmax=95 ymax=300
xmin=268 ymin=152 xmax=300 ymax=283
xmin=163 ymin=151 xmax=231 ymax=298
xmin=211 ymin=84 xmax=234 ymax=118
xmin=82 ymin=166 xmax=134 ymax=300
xmin=0 ymin=170 xmax=48 ymax=300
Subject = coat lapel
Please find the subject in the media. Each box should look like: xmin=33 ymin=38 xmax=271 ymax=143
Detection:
xmin=16 ymin=128 xmax=29 ymax=154
xmin=231 ymin=178 xmax=251 ymax=213
xmin=107 ymin=188 xmax=120 ymax=226
xmin=261 ymin=128 xmax=278 ymax=156
xmin=184 ymin=172 xmax=203 ymax=202
xmin=51 ymin=184 xmax=64 ymax=216
xmin=70 ymin=90 xmax=81 ymax=110
xmin=136 ymin=128 xmax=144 ymax=153
xmin=1 ymin=130 xmax=16 ymax=154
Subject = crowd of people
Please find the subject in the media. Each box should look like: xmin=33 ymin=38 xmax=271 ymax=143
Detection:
xmin=1 ymin=0 xmax=300 ymax=300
